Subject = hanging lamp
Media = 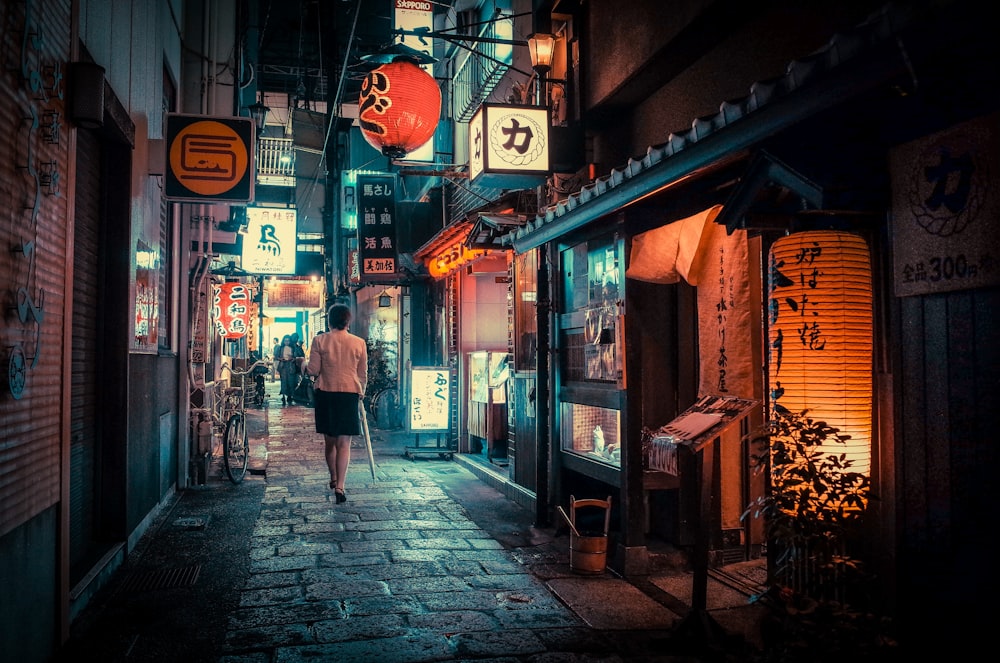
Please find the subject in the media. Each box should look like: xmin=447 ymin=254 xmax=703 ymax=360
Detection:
xmin=767 ymin=230 xmax=873 ymax=475
xmin=358 ymin=45 xmax=441 ymax=159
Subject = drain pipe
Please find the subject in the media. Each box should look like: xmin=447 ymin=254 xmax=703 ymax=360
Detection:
xmin=534 ymin=243 xmax=550 ymax=527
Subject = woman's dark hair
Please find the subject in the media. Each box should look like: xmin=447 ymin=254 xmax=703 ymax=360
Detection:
xmin=328 ymin=304 xmax=352 ymax=330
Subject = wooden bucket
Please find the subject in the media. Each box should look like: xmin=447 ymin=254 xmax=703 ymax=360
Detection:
xmin=567 ymin=495 xmax=612 ymax=575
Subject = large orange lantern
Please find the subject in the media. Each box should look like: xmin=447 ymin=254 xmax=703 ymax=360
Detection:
xmin=359 ymin=59 xmax=441 ymax=158
xmin=214 ymin=282 xmax=251 ymax=339
xmin=767 ymin=230 xmax=873 ymax=475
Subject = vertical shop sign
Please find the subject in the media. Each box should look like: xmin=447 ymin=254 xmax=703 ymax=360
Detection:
xmin=394 ymin=0 xmax=435 ymax=162
xmin=357 ymin=173 xmax=398 ymax=281
xmin=190 ymin=276 xmax=211 ymax=362
xmin=696 ymin=224 xmax=753 ymax=398
xmin=133 ymin=240 xmax=161 ymax=352
xmin=409 ymin=366 xmax=451 ymax=431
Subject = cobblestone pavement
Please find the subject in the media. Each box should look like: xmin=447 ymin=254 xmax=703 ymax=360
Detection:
xmin=56 ymin=384 xmax=767 ymax=663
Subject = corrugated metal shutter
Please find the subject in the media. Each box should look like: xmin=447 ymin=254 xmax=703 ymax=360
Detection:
xmin=69 ymin=128 xmax=102 ymax=577
xmin=0 ymin=2 xmax=70 ymax=537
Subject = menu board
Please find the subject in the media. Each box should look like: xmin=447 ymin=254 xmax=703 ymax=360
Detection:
xmin=408 ymin=366 xmax=451 ymax=432
xmin=647 ymin=395 xmax=759 ymax=472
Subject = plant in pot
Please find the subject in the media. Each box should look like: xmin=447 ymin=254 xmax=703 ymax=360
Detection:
xmin=742 ymin=408 xmax=897 ymax=662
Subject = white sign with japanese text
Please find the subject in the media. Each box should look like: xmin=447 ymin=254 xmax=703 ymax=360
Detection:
xmin=243 ymin=207 xmax=297 ymax=275
xmin=408 ymin=366 xmax=451 ymax=432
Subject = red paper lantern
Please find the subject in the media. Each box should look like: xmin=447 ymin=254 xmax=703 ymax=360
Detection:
xmin=214 ymin=282 xmax=251 ymax=339
xmin=359 ymin=60 xmax=441 ymax=158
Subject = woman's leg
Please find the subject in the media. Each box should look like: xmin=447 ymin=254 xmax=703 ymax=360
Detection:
xmin=333 ymin=435 xmax=351 ymax=491
xmin=324 ymin=434 xmax=352 ymax=493
xmin=324 ymin=434 xmax=338 ymax=486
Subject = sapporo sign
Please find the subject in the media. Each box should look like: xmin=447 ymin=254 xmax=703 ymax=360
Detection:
xmin=165 ymin=113 xmax=254 ymax=202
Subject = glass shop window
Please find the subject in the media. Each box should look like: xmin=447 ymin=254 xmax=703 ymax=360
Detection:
xmin=514 ymin=250 xmax=538 ymax=371
xmin=560 ymin=402 xmax=621 ymax=467
xmin=559 ymin=234 xmax=623 ymax=384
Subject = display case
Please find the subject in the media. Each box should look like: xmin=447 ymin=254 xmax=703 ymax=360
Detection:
xmin=560 ymin=401 xmax=621 ymax=467
xmin=557 ymin=232 xmax=625 ymax=472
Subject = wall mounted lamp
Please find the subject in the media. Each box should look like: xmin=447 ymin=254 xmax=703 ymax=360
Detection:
xmin=248 ymin=100 xmax=270 ymax=132
xmin=527 ymin=33 xmax=555 ymax=75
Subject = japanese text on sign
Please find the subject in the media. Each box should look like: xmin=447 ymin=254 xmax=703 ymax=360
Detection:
xmin=357 ymin=173 xmax=398 ymax=281
xmin=409 ymin=367 xmax=451 ymax=431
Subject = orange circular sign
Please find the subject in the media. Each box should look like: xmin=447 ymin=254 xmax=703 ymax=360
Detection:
xmin=168 ymin=120 xmax=250 ymax=196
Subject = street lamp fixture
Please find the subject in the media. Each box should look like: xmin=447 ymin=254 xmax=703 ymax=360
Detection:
xmin=527 ymin=33 xmax=556 ymax=75
xmin=248 ymin=100 xmax=269 ymax=132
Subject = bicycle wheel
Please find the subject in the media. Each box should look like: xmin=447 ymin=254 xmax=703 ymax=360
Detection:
xmin=373 ymin=387 xmax=401 ymax=429
xmin=222 ymin=412 xmax=249 ymax=483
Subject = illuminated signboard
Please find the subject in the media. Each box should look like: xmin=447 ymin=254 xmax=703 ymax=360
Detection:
xmin=408 ymin=366 xmax=451 ymax=432
xmin=469 ymin=103 xmax=549 ymax=188
xmin=242 ymin=207 xmax=297 ymax=275
xmin=426 ymin=240 xmax=488 ymax=278
xmin=165 ymin=113 xmax=254 ymax=202
xmin=357 ymin=173 xmax=398 ymax=281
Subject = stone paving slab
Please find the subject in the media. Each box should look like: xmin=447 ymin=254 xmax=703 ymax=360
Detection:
xmin=546 ymin=577 xmax=681 ymax=630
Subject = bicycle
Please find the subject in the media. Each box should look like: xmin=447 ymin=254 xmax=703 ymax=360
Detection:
xmin=368 ymin=385 xmax=402 ymax=429
xmin=216 ymin=359 xmax=269 ymax=483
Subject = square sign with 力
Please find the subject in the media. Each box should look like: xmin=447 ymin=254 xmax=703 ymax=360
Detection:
xmin=357 ymin=173 xmax=398 ymax=282
xmin=164 ymin=113 xmax=254 ymax=202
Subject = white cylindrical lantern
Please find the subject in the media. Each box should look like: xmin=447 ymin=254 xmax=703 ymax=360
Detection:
xmin=767 ymin=231 xmax=873 ymax=475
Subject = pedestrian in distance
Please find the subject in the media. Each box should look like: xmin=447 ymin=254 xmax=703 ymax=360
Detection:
xmin=305 ymin=303 xmax=368 ymax=503
xmin=271 ymin=337 xmax=281 ymax=382
xmin=277 ymin=335 xmax=298 ymax=406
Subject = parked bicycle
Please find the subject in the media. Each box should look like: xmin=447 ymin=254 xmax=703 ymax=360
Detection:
xmin=215 ymin=359 xmax=269 ymax=483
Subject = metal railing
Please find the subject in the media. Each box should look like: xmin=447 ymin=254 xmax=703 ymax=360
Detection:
xmin=256 ymin=136 xmax=296 ymax=186
xmin=452 ymin=22 xmax=511 ymax=123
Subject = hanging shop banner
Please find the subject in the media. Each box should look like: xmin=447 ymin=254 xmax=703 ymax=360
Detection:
xmin=213 ymin=282 xmax=252 ymax=339
xmin=243 ymin=207 xmax=297 ymax=275
xmin=696 ymin=221 xmax=754 ymax=399
xmin=469 ymin=103 xmax=549 ymax=189
xmin=408 ymin=366 xmax=451 ymax=432
xmin=889 ymin=112 xmax=1000 ymax=297
xmin=357 ymin=173 xmax=398 ymax=281
xmin=164 ymin=113 xmax=254 ymax=202
xmin=190 ymin=274 xmax=211 ymax=363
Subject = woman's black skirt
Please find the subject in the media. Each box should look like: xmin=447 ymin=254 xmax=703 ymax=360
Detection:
xmin=313 ymin=390 xmax=361 ymax=436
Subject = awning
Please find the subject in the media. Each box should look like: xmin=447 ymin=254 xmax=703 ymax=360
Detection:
xmin=467 ymin=213 xmax=526 ymax=250
xmin=503 ymin=3 xmax=917 ymax=254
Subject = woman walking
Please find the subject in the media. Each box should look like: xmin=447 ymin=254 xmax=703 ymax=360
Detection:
xmin=277 ymin=335 xmax=298 ymax=406
xmin=305 ymin=304 xmax=368 ymax=503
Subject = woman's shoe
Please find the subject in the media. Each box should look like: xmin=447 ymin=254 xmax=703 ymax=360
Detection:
xmin=334 ymin=489 xmax=347 ymax=504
